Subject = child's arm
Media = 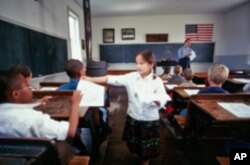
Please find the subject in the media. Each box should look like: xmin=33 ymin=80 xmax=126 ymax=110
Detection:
xmin=83 ymin=75 xmax=108 ymax=84
xmin=67 ymin=91 xmax=82 ymax=138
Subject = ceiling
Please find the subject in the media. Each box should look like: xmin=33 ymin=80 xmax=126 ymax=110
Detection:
xmin=75 ymin=0 xmax=248 ymax=17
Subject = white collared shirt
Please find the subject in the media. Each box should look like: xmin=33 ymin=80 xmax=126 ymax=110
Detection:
xmin=108 ymin=72 xmax=171 ymax=121
xmin=0 ymin=103 xmax=69 ymax=140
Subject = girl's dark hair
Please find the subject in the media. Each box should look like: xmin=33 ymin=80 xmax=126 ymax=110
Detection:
xmin=136 ymin=50 xmax=157 ymax=79
xmin=10 ymin=64 xmax=31 ymax=78
xmin=136 ymin=50 xmax=156 ymax=66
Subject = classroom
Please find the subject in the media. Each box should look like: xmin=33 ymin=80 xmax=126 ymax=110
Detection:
xmin=0 ymin=0 xmax=250 ymax=165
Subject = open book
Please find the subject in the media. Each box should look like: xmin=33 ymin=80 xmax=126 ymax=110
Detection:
xmin=77 ymin=80 xmax=105 ymax=107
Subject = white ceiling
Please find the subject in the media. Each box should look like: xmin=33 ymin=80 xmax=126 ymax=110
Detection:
xmin=75 ymin=0 xmax=248 ymax=17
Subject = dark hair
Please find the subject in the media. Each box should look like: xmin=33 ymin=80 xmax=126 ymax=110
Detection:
xmin=10 ymin=64 xmax=31 ymax=78
xmin=0 ymin=70 xmax=22 ymax=103
xmin=136 ymin=50 xmax=156 ymax=66
xmin=136 ymin=50 xmax=157 ymax=79
xmin=65 ymin=59 xmax=84 ymax=79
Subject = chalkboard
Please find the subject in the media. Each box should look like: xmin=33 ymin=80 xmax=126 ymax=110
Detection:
xmin=100 ymin=43 xmax=214 ymax=63
xmin=0 ymin=20 xmax=67 ymax=77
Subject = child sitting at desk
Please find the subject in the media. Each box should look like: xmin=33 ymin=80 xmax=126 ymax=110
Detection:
xmin=179 ymin=68 xmax=196 ymax=87
xmin=58 ymin=59 xmax=111 ymax=154
xmin=198 ymin=64 xmax=229 ymax=94
xmin=168 ymin=64 xmax=185 ymax=84
xmin=0 ymin=71 xmax=86 ymax=153
xmin=179 ymin=64 xmax=229 ymax=117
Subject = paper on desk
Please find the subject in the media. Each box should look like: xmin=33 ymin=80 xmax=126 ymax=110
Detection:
xmin=189 ymin=51 xmax=196 ymax=61
xmin=218 ymin=102 xmax=250 ymax=118
xmin=40 ymin=87 xmax=58 ymax=91
xmin=184 ymin=89 xmax=199 ymax=95
xmin=232 ymin=78 xmax=250 ymax=84
xmin=165 ymin=84 xmax=178 ymax=89
xmin=77 ymin=80 xmax=105 ymax=107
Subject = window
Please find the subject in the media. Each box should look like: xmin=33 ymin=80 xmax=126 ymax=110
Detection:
xmin=68 ymin=10 xmax=82 ymax=61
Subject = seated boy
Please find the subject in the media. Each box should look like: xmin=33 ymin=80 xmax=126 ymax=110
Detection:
xmin=58 ymin=59 xmax=111 ymax=154
xmin=0 ymin=71 xmax=86 ymax=152
xmin=179 ymin=64 xmax=229 ymax=117
xmin=198 ymin=64 xmax=229 ymax=94
xmin=168 ymin=65 xmax=185 ymax=84
xmin=179 ymin=68 xmax=196 ymax=87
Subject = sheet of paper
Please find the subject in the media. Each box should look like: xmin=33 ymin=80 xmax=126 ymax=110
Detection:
xmin=184 ymin=89 xmax=199 ymax=95
xmin=77 ymin=80 xmax=105 ymax=107
xmin=189 ymin=51 xmax=196 ymax=61
xmin=218 ymin=102 xmax=250 ymax=118
xmin=40 ymin=87 xmax=58 ymax=91
xmin=165 ymin=84 xmax=178 ymax=89
xmin=232 ymin=78 xmax=250 ymax=84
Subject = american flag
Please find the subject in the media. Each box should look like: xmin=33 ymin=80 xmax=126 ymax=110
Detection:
xmin=185 ymin=24 xmax=213 ymax=42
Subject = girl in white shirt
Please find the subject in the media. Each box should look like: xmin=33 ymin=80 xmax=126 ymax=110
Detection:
xmin=84 ymin=50 xmax=171 ymax=165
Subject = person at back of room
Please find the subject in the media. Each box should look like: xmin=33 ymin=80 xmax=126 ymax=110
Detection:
xmin=168 ymin=64 xmax=185 ymax=84
xmin=179 ymin=68 xmax=196 ymax=87
xmin=159 ymin=66 xmax=172 ymax=82
xmin=82 ymin=50 xmax=171 ymax=165
xmin=0 ymin=70 xmax=87 ymax=154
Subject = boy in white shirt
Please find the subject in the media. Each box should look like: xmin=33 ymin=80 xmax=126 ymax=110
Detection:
xmin=0 ymin=71 xmax=84 ymax=151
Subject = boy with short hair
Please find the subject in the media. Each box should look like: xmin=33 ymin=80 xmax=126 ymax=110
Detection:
xmin=0 ymin=71 xmax=82 ymax=141
xmin=168 ymin=65 xmax=185 ymax=84
xmin=199 ymin=64 xmax=229 ymax=93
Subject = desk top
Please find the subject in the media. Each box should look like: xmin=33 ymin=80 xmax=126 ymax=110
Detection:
xmin=173 ymin=86 xmax=205 ymax=99
xmin=33 ymin=91 xmax=88 ymax=120
xmin=190 ymin=94 xmax=250 ymax=122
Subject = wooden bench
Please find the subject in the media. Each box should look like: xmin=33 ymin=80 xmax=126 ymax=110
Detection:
xmin=69 ymin=155 xmax=90 ymax=165
xmin=216 ymin=156 xmax=229 ymax=165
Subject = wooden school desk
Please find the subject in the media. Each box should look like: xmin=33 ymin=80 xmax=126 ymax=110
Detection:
xmin=186 ymin=94 xmax=250 ymax=140
xmin=33 ymin=91 xmax=88 ymax=120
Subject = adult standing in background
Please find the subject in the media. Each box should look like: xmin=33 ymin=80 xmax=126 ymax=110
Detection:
xmin=177 ymin=38 xmax=196 ymax=70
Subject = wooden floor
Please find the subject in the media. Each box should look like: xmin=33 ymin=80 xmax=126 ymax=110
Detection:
xmin=89 ymin=86 xmax=223 ymax=165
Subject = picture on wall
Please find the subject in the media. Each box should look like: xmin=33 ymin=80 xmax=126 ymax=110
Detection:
xmin=103 ymin=28 xmax=115 ymax=43
xmin=121 ymin=28 xmax=135 ymax=40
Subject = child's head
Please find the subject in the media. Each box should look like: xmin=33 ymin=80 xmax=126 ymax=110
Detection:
xmin=65 ymin=59 xmax=85 ymax=79
xmin=135 ymin=50 xmax=156 ymax=77
xmin=173 ymin=65 xmax=183 ymax=75
xmin=207 ymin=64 xmax=229 ymax=86
xmin=10 ymin=64 xmax=32 ymax=85
xmin=184 ymin=38 xmax=191 ymax=47
xmin=183 ymin=68 xmax=193 ymax=81
xmin=0 ymin=71 xmax=33 ymax=103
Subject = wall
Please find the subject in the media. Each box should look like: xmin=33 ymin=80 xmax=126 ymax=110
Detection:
xmin=92 ymin=14 xmax=224 ymax=63
xmin=214 ymin=2 xmax=250 ymax=69
xmin=0 ymin=0 xmax=86 ymax=61
xmin=92 ymin=3 xmax=250 ymax=71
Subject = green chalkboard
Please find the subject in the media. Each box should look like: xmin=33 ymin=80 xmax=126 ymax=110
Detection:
xmin=100 ymin=43 xmax=214 ymax=63
xmin=0 ymin=20 xmax=67 ymax=77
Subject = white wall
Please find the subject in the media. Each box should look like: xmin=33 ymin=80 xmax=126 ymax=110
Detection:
xmin=0 ymin=0 xmax=86 ymax=60
xmin=92 ymin=14 xmax=225 ymax=63
xmin=223 ymin=2 xmax=250 ymax=56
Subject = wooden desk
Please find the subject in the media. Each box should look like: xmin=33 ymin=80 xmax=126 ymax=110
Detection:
xmin=174 ymin=86 xmax=204 ymax=99
xmin=186 ymin=94 xmax=250 ymax=140
xmin=33 ymin=91 xmax=88 ymax=120
xmin=224 ymin=75 xmax=250 ymax=93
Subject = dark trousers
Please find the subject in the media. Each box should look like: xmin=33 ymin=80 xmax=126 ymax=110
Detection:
xmin=178 ymin=57 xmax=190 ymax=70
